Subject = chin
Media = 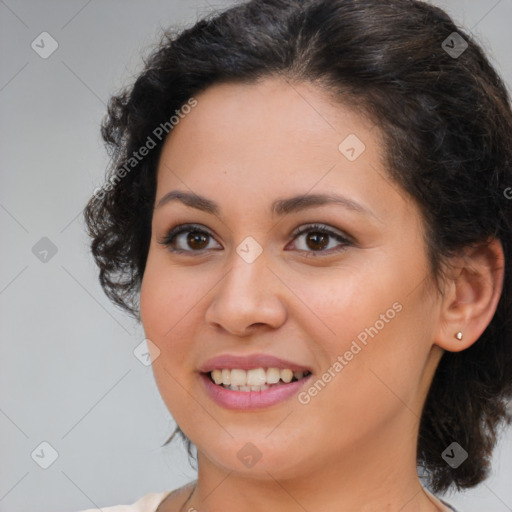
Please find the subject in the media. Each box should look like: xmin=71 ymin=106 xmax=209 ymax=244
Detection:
xmin=191 ymin=429 xmax=311 ymax=479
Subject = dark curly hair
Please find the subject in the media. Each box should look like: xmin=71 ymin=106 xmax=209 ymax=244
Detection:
xmin=83 ymin=0 xmax=512 ymax=495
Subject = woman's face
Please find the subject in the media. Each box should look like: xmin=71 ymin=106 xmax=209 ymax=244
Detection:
xmin=140 ymin=77 xmax=445 ymax=480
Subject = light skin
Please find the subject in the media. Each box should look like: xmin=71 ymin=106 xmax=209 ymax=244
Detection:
xmin=139 ymin=77 xmax=504 ymax=512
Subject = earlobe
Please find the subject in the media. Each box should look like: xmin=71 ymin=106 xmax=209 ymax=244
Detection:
xmin=434 ymin=238 xmax=505 ymax=353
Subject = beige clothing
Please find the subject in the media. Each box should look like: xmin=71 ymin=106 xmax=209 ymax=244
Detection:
xmin=78 ymin=491 xmax=170 ymax=512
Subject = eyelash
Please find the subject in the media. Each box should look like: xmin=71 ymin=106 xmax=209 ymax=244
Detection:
xmin=158 ymin=223 xmax=353 ymax=258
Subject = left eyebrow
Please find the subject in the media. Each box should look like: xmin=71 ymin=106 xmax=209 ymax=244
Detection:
xmin=155 ymin=190 xmax=376 ymax=218
xmin=271 ymin=192 xmax=374 ymax=218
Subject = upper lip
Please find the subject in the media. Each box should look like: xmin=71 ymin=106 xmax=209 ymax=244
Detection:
xmin=199 ymin=353 xmax=312 ymax=373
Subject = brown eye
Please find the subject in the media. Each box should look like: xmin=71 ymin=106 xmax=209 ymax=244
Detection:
xmin=304 ymin=232 xmax=329 ymax=251
xmin=158 ymin=224 xmax=221 ymax=253
xmin=290 ymin=223 xmax=353 ymax=258
xmin=186 ymin=231 xmax=209 ymax=250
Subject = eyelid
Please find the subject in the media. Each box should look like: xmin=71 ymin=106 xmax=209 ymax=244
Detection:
xmin=287 ymin=223 xmax=353 ymax=257
xmin=158 ymin=222 xmax=354 ymax=255
xmin=289 ymin=223 xmax=354 ymax=243
xmin=157 ymin=223 xmax=220 ymax=250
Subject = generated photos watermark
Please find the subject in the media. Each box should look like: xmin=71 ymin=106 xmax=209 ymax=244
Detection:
xmin=298 ymin=301 xmax=403 ymax=404
xmin=92 ymin=97 xmax=198 ymax=202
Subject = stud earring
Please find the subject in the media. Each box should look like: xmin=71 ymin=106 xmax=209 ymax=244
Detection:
xmin=455 ymin=331 xmax=463 ymax=340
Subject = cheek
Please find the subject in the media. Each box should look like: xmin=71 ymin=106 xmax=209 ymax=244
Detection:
xmin=331 ymin=292 xmax=436 ymax=420
xmin=298 ymin=259 xmax=435 ymax=411
xmin=140 ymin=261 xmax=197 ymax=422
xmin=140 ymin=250 xmax=193 ymax=339
xmin=139 ymin=254 xmax=193 ymax=394
xmin=301 ymin=306 xmax=429 ymax=449
xmin=289 ymin=263 xmax=397 ymax=354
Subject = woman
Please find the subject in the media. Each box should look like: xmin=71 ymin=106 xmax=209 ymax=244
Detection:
xmin=81 ymin=0 xmax=512 ymax=510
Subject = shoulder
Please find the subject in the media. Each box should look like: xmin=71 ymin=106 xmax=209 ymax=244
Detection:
xmin=153 ymin=482 xmax=196 ymax=511
xmin=76 ymin=491 xmax=171 ymax=512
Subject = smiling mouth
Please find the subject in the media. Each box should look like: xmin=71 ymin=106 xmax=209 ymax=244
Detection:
xmin=206 ymin=367 xmax=312 ymax=392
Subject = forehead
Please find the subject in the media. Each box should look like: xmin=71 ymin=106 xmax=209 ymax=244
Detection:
xmin=162 ymin=77 xmax=376 ymax=154
xmin=154 ymin=77 xmax=411 ymax=224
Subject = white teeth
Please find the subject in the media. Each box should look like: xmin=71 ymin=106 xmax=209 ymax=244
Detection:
xmin=228 ymin=384 xmax=270 ymax=392
xmin=252 ymin=385 xmax=269 ymax=391
xmin=266 ymin=367 xmax=281 ymax=384
xmin=209 ymin=367 xmax=309 ymax=389
xmin=221 ymin=369 xmax=231 ymax=386
xmin=247 ymin=368 xmax=267 ymax=386
xmin=212 ymin=369 xmax=223 ymax=385
xmin=230 ymin=369 xmax=247 ymax=386
xmin=280 ymin=369 xmax=293 ymax=383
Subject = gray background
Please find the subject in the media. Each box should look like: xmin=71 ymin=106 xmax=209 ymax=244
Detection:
xmin=0 ymin=1 xmax=511 ymax=511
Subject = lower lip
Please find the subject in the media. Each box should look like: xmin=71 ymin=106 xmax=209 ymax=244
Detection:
xmin=200 ymin=373 xmax=312 ymax=410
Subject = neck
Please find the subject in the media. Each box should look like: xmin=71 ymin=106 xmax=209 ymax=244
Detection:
xmin=186 ymin=416 xmax=444 ymax=512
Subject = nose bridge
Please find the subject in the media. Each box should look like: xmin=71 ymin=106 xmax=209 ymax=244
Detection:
xmin=223 ymin=239 xmax=272 ymax=303
xmin=216 ymin=230 xmax=265 ymax=284
xmin=205 ymin=238 xmax=287 ymax=334
xmin=228 ymin=240 xmax=269 ymax=297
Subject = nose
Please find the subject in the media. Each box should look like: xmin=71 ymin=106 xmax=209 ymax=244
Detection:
xmin=204 ymin=246 xmax=288 ymax=337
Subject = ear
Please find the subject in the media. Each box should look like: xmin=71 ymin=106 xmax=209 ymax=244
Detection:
xmin=434 ymin=237 xmax=505 ymax=353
